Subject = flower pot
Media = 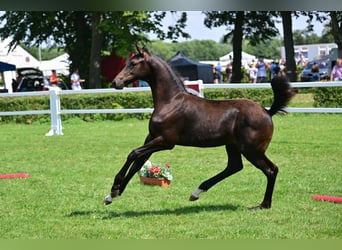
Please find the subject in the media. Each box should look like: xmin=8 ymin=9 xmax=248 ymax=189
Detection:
xmin=139 ymin=176 xmax=171 ymax=187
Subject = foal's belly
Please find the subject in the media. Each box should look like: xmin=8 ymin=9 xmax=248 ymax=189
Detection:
xmin=178 ymin=124 xmax=235 ymax=147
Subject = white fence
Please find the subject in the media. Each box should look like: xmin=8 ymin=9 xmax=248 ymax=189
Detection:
xmin=0 ymin=81 xmax=341 ymax=136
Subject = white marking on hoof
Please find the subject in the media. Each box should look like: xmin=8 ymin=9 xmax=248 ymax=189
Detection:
xmin=189 ymin=188 xmax=203 ymax=201
xmin=103 ymin=194 xmax=113 ymax=205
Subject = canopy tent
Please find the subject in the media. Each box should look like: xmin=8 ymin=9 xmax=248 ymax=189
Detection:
xmin=39 ymin=53 xmax=70 ymax=76
xmin=168 ymin=51 xmax=213 ymax=83
xmin=219 ymin=51 xmax=256 ymax=63
xmin=0 ymin=61 xmax=16 ymax=72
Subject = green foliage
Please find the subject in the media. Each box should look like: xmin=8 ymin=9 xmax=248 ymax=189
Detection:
xmin=0 ymin=11 xmax=190 ymax=89
xmin=0 ymin=96 xmax=50 ymax=124
xmin=4 ymin=87 xmax=341 ymax=125
xmin=150 ymin=39 xmax=232 ymax=61
xmin=20 ymin=44 xmax=65 ymax=60
xmin=204 ymin=88 xmax=273 ymax=106
xmin=312 ymin=87 xmax=342 ymax=107
xmin=203 ymin=11 xmax=279 ymax=44
xmin=0 ymin=92 xmax=153 ymax=124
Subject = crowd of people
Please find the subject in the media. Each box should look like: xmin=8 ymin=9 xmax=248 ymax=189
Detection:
xmin=213 ymin=57 xmax=286 ymax=83
xmin=212 ymin=56 xmax=342 ymax=83
xmin=47 ymin=57 xmax=342 ymax=90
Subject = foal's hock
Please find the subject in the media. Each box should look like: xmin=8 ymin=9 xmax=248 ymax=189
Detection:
xmin=104 ymin=45 xmax=296 ymax=210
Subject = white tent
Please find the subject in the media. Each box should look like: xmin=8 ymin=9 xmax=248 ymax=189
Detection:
xmin=0 ymin=39 xmax=70 ymax=92
xmin=0 ymin=39 xmax=41 ymax=91
xmin=39 ymin=53 xmax=70 ymax=76
xmin=0 ymin=38 xmax=40 ymax=69
xmin=220 ymin=51 xmax=256 ymax=62
xmin=219 ymin=51 xmax=256 ymax=68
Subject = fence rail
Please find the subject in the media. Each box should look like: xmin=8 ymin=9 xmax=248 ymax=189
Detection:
xmin=0 ymin=81 xmax=341 ymax=136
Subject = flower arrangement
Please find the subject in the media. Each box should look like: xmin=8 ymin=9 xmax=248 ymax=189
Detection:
xmin=137 ymin=160 xmax=173 ymax=181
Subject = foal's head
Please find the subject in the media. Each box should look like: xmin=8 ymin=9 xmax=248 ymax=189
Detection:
xmin=112 ymin=46 xmax=151 ymax=89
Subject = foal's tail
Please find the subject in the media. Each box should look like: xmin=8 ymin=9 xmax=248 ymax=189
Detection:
xmin=267 ymin=76 xmax=297 ymax=116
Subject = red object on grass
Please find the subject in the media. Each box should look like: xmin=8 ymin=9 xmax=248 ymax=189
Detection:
xmin=312 ymin=195 xmax=342 ymax=203
xmin=0 ymin=173 xmax=29 ymax=179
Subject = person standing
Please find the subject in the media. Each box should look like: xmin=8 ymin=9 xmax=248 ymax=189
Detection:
xmin=247 ymin=63 xmax=258 ymax=83
xmin=49 ymin=70 xmax=59 ymax=87
xmin=256 ymin=57 xmax=268 ymax=83
xmin=225 ymin=64 xmax=232 ymax=83
xmin=215 ymin=63 xmax=222 ymax=83
xmin=311 ymin=62 xmax=320 ymax=81
xmin=330 ymin=58 xmax=342 ymax=81
xmin=70 ymin=68 xmax=85 ymax=90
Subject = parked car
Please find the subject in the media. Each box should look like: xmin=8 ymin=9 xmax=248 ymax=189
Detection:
xmin=300 ymin=57 xmax=330 ymax=82
xmin=13 ymin=67 xmax=69 ymax=92
xmin=13 ymin=67 xmax=48 ymax=92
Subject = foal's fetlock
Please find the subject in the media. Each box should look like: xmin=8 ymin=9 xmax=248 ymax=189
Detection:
xmin=189 ymin=188 xmax=205 ymax=201
xmin=112 ymin=189 xmax=120 ymax=197
xmin=249 ymin=202 xmax=271 ymax=211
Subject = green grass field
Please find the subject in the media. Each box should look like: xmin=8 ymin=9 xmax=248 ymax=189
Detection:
xmin=0 ymin=113 xmax=341 ymax=239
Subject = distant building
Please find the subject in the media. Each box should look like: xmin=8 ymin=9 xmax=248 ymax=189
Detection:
xmin=281 ymin=43 xmax=337 ymax=63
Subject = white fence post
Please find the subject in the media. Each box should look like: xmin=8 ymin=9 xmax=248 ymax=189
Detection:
xmin=45 ymin=89 xmax=63 ymax=136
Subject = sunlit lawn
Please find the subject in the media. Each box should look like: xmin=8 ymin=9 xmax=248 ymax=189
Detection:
xmin=0 ymin=112 xmax=341 ymax=239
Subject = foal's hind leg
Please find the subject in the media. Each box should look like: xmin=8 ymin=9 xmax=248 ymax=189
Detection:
xmin=189 ymin=144 xmax=243 ymax=201
xmin=242 ymin=151 xmax=278 ymax=210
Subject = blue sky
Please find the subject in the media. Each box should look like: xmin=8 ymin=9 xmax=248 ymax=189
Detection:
xmin=149 ymin=11 xmax=327 ymax=42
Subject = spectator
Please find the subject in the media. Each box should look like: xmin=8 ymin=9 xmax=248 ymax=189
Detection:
xmin=49 ymin=70 xmax=59 ymax=87
xmin=213 ymin=65 xmax=219 ymax=84
xmin=225 ymin=64 xmax=232 ymax=83
xmin=256 ymin=57 xmax=268 ymax=83
xmin=247 ymin=63 xmax=258 ymax=83
xmin=215 ymin=63 xmax=222 ymax=83
xmin=311 ymin=62 xmax=320 ymax=81
xmin=70 ymin=68 xmax=85 ymax=90
xmin=330 ymin=58 xmax=342 ymax=81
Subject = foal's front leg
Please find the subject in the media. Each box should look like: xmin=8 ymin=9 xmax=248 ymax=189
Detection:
xmin=103 ymin=153 xmax=149 ymax=205
xmin=103 ymin=135 xmax=173 ymax=205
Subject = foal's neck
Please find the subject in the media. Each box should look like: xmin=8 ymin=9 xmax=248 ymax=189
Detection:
xmin=147 ymin=56 xmax=187 ymax=105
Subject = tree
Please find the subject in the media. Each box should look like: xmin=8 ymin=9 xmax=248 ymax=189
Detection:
xmin=0 ymin=11 xmax=190 ymax=88
xmin=89 ymin=12 xmax=104 ymax=89
xmin=329 ymin=11 xmax=342 ymax=58
xmin=150 ymin=39 xmax=232 ymax=61
xmin=280 ymin=11 xmax=297 ymax=82
xmin=203 ymin=11 xmax=278 ymax=83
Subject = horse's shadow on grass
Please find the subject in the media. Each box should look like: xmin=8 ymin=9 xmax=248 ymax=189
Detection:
xmin=68 ymin=203 xmax=240 ymax=220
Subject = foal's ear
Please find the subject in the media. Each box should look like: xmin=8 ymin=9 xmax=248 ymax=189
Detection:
xmin=135 ymin=43 xmax=144 ymax=55
xmin=135 ymin=44 xmax=150 ymax=60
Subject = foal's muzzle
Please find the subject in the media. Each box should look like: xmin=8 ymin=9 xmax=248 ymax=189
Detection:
xmin=112 ymin=79 xmax=124 ymax=89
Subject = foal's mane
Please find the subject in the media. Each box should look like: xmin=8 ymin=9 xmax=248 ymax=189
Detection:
xmin=147 ymin=52 xmax=187 ymax=91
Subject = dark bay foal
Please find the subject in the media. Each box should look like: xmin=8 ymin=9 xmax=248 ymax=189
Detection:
xmin=104 ymin=45 xmax=296 ymax=210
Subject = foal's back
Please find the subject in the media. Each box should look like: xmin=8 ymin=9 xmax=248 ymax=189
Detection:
xmin=159 ymin=93 xmax=273 ymax=149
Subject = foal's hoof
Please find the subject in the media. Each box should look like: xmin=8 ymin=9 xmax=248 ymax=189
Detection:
xmin=103 ymin=195 xmax=113 ymax=205
xmin=189 ymin=195 xmax=199 ymax=201
xmin=249 ymin=204 xmax=270 ymax=211
xmin=103 ymin=199 xmax=112 ymax=205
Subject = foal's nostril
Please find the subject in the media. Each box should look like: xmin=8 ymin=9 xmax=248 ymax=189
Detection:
xmin=112 ymin=79 xmax=117 ymax=88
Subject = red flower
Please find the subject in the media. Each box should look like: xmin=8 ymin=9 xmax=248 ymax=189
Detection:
xmin=165 ymin=163 xmax=171 ymax=168
xmin=150 ymin=166 xmax=161 ymax=175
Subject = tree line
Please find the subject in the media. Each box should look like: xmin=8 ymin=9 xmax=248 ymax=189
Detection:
xmin=0 ymin=11 xmax=341 ymax=86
